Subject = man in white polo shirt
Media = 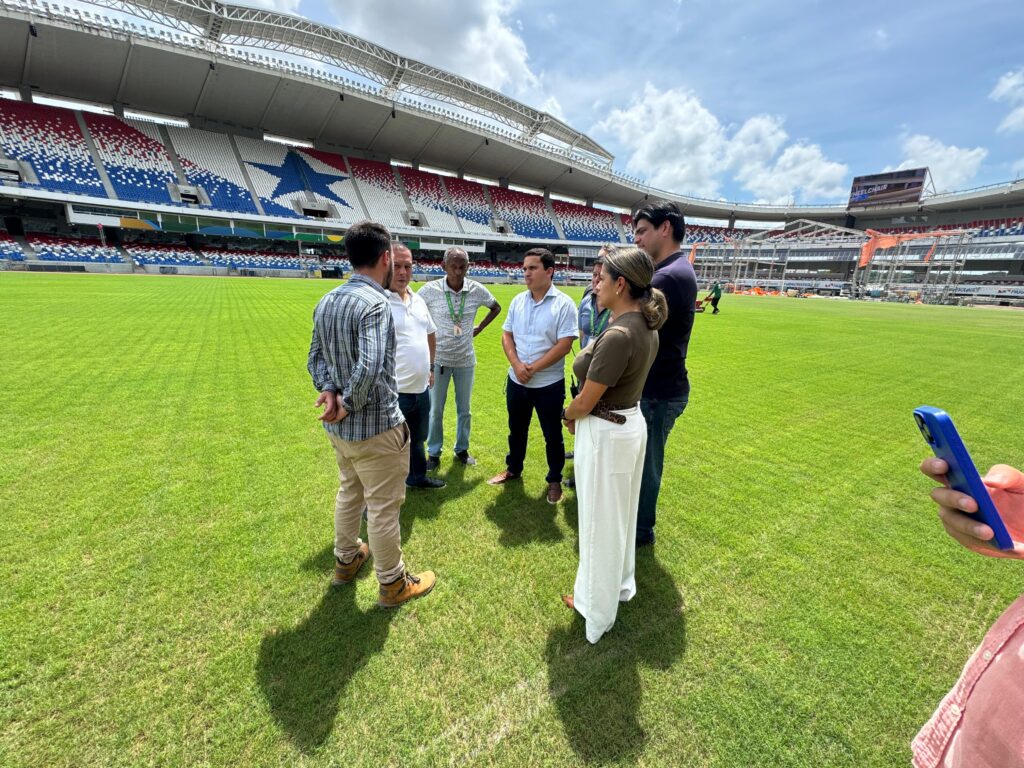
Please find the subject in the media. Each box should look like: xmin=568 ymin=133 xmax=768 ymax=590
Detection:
xmin=489 ymin=248 xmax=578 ymax=504
xmin=389 ymin=244 xmax=444 ymax=490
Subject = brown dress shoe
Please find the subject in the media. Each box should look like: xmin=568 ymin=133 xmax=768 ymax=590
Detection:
xmin=547 ymin=482 xmax=563 ymax=504
xmin=332 ymin=542 xmax=370 ymax=585
xmin=487 ymin=470 xmax=521 ymax=485
xmin=377 ymin=570 xmax=437 ymax=608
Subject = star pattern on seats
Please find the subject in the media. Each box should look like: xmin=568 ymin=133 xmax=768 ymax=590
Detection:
xmin=248 ymin=151 xmax=354 ymax=210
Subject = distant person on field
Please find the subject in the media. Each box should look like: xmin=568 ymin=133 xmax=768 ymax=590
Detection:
xmin=578 ymin=247 xmax=614 ymax=349
xmin=707 ymin=280 xmax=723 ymax=314
xmin=307 ymin=220 xmax=435 ymax=608
xmin=560 ymin=247 xmax=665 ymax=643
xmin=913 ymin=456 xmax=1024 ymax=767
xmin=388 ymin=243 xmax=444 ymax=491
xmin=631 ymin=200 xmax=697 ymax=547
xmin=489 ymin=248 xmax=578 ymax=504
xmin=418 ymin=247 xmax=501 ymax=471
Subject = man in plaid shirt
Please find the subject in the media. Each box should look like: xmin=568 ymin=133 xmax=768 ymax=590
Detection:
xmin=308 ymin=220 xmax=435 ymax=608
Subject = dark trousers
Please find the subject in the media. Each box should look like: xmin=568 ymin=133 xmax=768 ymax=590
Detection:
xmin=505 ymin=378 xmax=565 ymax=483
xmin=637 ymin=395 xmax=689 ymax=544
xmin=398 ymin=389 xmax=430 ymax=484
xmin=711 ymin=296 xmax=720 ymax=312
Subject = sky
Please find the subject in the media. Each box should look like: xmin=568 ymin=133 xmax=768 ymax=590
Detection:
xmin=54 ymin=0 xmax=1024 ymax=205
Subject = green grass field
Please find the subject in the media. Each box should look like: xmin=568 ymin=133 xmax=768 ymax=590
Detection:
xmin=2 ymin=271 xmax=1023 ymax=767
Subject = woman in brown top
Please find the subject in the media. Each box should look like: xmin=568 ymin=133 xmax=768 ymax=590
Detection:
xmin=560 ymin=247 xmax=667 ymax=643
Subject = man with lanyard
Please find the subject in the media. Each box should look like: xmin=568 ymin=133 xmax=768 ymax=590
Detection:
xmin=388 ymin=243 xmax=444 ymax=490
xmin=418 ymin=247 xmax=501 ymax=471
xmin=578 ymin=248 xmax=614 ymax=349
xmin=307 ymin=220 xmax=435 ymax=607
xmin=631 ymin=201 xmax=697 ymax=548
xmin=489 ymin=248 xmax=578 ymax=504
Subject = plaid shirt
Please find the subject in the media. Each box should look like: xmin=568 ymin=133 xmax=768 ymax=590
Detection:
xmin=307 ymin=274 xmax=404 ymax=441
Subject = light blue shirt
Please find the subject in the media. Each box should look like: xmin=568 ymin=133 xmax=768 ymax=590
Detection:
xmin=502 ymin=283 xmax=578 ymax=389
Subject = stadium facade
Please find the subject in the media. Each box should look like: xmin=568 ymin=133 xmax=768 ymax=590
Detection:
xmin=1 ymin=0 xmax=1023 ymax=302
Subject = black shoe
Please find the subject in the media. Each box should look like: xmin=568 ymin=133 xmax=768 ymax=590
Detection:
xmin=407 ymin=477 xmax=446 ymax=490
xmin=361 ymin=505 xmax=368 ymax=522
xmin=454 ymin=451 xmax=476 ymax=466
xmin=564 ymin=451 xmax=574 ymax=460
xmin=425 ymin=455 xmax=440 ymax=472
xmin=635 ymin=532 xmax=655 ymax=548
xmin=565 ymin=477 xmax=576 ymax=489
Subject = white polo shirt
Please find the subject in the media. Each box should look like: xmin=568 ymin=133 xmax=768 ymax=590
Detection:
xmin=388 ymin=289 xmax=436 ymax=394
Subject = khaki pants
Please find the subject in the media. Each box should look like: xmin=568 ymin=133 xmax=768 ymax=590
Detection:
xmin=328 ymin=423 xmax=410 ymax=584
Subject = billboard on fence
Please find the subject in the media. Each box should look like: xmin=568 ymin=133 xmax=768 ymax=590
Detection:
xmin=848 ymin=168 xmax=928 ymax=208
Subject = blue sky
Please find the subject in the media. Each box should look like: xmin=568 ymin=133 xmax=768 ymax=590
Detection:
xmin=60 ymin=0 xmax=1024 ymax=204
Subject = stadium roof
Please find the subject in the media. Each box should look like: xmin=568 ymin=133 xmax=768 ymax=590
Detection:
xmin=1 ymin=0 xmax=1023 ymax=225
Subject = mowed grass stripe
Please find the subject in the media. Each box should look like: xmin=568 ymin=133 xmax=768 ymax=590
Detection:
xmin=2 ymin=271 xmax=1023 ymax=767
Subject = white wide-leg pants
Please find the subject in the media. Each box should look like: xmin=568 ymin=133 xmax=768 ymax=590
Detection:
xmin=572 ymin=404 xmax=646 ymax=644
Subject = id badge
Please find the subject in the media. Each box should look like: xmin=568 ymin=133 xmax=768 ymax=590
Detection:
xmin=453 ymin=324 xmax=462 ymax=336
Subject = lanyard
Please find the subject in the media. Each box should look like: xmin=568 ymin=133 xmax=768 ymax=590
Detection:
xmin=590 ymin=302 xmax=609 ymax=336
xmin=445 ymin=289 xmax=467 ymax=324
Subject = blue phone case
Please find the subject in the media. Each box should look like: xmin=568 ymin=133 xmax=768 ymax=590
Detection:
xmin=914 ymin=406 xmax=1014 ymax=551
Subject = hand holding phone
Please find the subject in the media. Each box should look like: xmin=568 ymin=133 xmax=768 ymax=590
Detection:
xmin=914 ymin=406 xmax=1017 ymax=552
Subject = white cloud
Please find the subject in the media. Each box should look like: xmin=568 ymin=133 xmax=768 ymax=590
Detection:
xmin=892 ymin=134 xmax=987 ymax=192
xmin=990 ymin=67 xmax=1024 ymax=134
xmin=595 ymin=83 xmax=849 ymax=204
xmin=1013 ymin=158 xmax=1024 ymax=179
xmin=325 ymin=0 xmax=554 ymax=111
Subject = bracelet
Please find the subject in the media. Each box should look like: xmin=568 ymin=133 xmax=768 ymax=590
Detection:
xmin=561 ymin=408 xmax=569 ymax=421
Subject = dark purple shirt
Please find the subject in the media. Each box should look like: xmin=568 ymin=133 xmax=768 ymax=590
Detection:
xmin=642 ymin=250 xmax=697 ymax=400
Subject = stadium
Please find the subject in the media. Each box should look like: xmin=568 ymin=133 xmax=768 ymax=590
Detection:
xmin=2 ymin=1 xmax=1024 ymax=766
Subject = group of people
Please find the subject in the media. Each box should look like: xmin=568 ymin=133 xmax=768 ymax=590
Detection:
xmin=307 ymin=200 xmax=697 ymax=639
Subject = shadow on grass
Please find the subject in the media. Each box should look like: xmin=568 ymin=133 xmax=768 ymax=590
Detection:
xmin=256 ymin=566 xmax=395 ymax=753
xmin=483 ymin=479 xmax=565 ymax=547
xmin=545 ymin=553 xmax=686 ymax=764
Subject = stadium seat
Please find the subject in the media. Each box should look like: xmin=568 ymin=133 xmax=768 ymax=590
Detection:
xmin=0 ymin=99 xmax=107 ymax=198
xmin=28 ymin=235 xmax=123 ymax=263
xmin=551 ymin=200 xmax=621 ymax=243
xmin=166 ymin=127 xmax=259 ymax=214
xmin=489 ymin=187 xmax=558 ymax=239
xmin=396 ymin=167 xmax=463 ymax=232
xmin=126 ymin=244 xmax=205 ymax=267
xmin=0 ymin=233 xmax=26 ymax=261
xmin=83 ymin=113 xmax=180 ymax=205
xmin=345 ymin=158 xmax=410 ymax=231
xmin=444 ymin=177 xmax=496 ymax=234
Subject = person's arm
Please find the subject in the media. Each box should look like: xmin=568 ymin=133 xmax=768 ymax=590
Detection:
xmin=475 ymin=302 xmax=501 ymax=336
xmin=920 ymin=458 xmax=1024 ymax=558
xmin=563 ymin=379 xmax=608 ymax=421
xmin=528 ymin=336 xmax=574 ymax=374
xmin=308 ymin=315 xmax=341 ymax=422
xmin=428 ymin=332 xmax=436 ymax=388
xmin=502 ymin=330 xmax=531 ymax=384
xmin=341 ymin=303 xmax=389 ymax=414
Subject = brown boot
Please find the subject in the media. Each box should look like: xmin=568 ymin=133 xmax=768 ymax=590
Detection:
xmin=377 ymin=569 xmax=437 ymax=608
xmin=332 ymin=542 xmax=369 ymax=586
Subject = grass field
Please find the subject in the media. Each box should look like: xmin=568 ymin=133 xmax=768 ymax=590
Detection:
xmin=2 ymin=271 xmax=1023 ymax=767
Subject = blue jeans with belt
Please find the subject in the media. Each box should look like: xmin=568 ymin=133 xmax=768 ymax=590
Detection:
xmin=636 ymin=394 xmax=689 ymax=545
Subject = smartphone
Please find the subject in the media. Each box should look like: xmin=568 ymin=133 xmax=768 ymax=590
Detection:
xmin=914 ymin=406 xmax=1014 ymax=550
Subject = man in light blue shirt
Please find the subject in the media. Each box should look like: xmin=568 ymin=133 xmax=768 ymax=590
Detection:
xmin=488 ymin=248 xmax=578 ymax=504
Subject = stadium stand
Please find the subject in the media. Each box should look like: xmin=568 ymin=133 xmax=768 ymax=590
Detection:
xmin=444 ymin=177 xmax=495 ymax=234
xmin=876 ymin=217 xmax=1024 ymax=238
xmin=293 ymin=148 xmax=365 ymax=225
xmin=165 ymin=126 xmax=259 ymax=215
xmin=234 ymin=137 xmax=309 ymax=218
xmin=0 ymin=99 xmax=107 ymax=197
xmin=551 ymin=200 xmax=621 ymax=242
xmin=397 ymin=167 xmax=463 ymax=232
xmin=126 ymin=244 xmax=205 ymax=267
xmin=620 ymin=214 xmax=634 ymax=243
xmin=345 ymin=158 xmax=410 ymax=230
xmin=83 ymin=113 xmax=179 ymax=205
xmin=201 ymin=248 xmax=310 ymax=270
xmin=489 ymin=187 xmax=558 ymax=239
xmin=1 ymin=232 xmax=25 ymax=261
xmin=28 ymin=235 xmax=123 ymax=263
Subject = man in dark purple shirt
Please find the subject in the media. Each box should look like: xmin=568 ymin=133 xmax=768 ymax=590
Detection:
xmin=632 ymin=201 xmax=697 ymax=547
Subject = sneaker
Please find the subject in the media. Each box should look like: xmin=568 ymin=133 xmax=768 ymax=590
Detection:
xmin=547 ymin=482 xmax=563 ymax=504
xmin=488 ymin=470 xmax=521 ymax=485
xmin=454 ymin=450 xmax=477 ymax=466
xmin=407 ymin=477 xmax=446 ymax=490
xmin=377 ymin=569 xmax=437 ymax=608
xmin=332 ymin=542 xmax=370 ymax=585
xmin=425 ymin=455 xmax=441 ymax=472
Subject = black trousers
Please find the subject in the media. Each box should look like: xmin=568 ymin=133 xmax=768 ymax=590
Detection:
xmin=398 ymin=390 xmax=430 ymax=483
xmin=505 ymin=378 xmax=565 ymax=483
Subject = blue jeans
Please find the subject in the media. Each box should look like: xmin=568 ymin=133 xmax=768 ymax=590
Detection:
xmin=637 ymin=395 xmax=688 ymax=544
xmin=427 ymin=364 xmax=474 ymax=457
xmin=398 ymin=390 xmax=430 ymax=484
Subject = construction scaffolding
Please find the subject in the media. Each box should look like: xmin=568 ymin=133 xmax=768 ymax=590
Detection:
xmin=852 ymin=228 xmax=976 ymax=303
